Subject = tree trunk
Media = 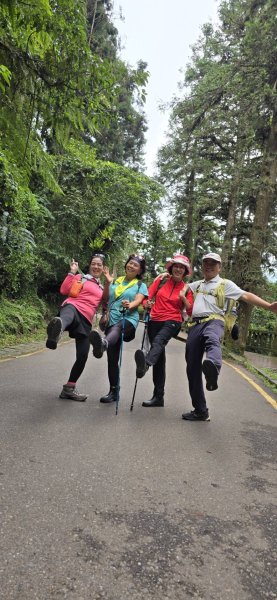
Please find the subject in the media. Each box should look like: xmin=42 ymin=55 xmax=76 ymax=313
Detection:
xmin=221 ymin=143 xmax=244 ymax=273
xmin=238 ymin=107 xmax=277 ymax=352
xmin=181 ymin=169 xmax=195 ymax=261
xmin=88 ymin=0 xmax=98 ymax=47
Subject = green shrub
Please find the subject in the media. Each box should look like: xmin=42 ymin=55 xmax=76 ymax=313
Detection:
xmin=0 ymin=295 xmax=48 ymax=346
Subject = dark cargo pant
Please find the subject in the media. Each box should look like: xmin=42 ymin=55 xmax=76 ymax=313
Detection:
xmin=185 ymin=319 xmax=225 ymax=413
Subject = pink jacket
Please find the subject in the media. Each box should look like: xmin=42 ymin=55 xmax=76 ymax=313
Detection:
xmin=60 ymin=274 xmax=103 ymax=323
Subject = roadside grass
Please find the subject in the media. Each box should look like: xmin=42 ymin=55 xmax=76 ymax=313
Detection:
xmin=261 ymin=367 xmax=277 ymax=382
xmin=0 ymin=296 xmax=57 ymax=350
xmin=244 ymin=362 xmax=277 ymax=395
xmin=224 ymin=349 xmax=277 ymax=395
xmin=0 ymin=325 xmax=47 ymax=350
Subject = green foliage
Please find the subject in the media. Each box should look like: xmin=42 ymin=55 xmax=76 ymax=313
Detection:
xmin=0 ymin=150 xmax=41 ymax=293
xmin=0 ymin=295 xmax=47 ymax=344
xmin=133 ymin=212 xmax=180 ymax=278
xmin=0 ymin=64 xmax=11 ymax=91
xmin=93 ymin=60 xmax=149 ymax=168
xmin=157 ymin=0 xmax=277 ymax=347
xmin=158 ymin=0 xmax=276 ymax=269
xmin=0 ymin=0 xmax=164 ymax=311
xmin=32 ymin=154 xmax=163 ymax=289
xmin=248 ymin=282 xmax=277 ymax=332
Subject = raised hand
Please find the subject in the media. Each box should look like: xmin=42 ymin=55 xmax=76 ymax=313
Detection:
xmin=103 ymin=266 xmax=114 ymax=284
xmin=179 ymin=284 xmax=188 ymax=301
xmin=269 ymin=301 xmax=277 ymax=313
xmin=144 ymin=299 xmax=155 ymax=309
xmin=70 ymin=259 xmax=79 ymax=274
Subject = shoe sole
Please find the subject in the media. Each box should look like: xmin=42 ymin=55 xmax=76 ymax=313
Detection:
xmin=202 ymin=360 xmax=218 ymax=391
xmin=100 ymin=397 xmax=116 ymax=403
xmin=90 ymin=330 xmax=104 ymax=358
xmin=46 ymin=318 xmax=62 ymax=349
xmin=182 ymin=413 xmax=210 ymax=421
xmin=135 ymin=349 xmax=146 ymax=378
xmin=142 ymin=401 xmax=164 ymax=407
xmin=59 ymin=392 xmax=87 ymax=402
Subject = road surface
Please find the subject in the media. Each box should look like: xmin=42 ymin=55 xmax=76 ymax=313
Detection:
xmin=0 ymin=325 xmax=276 ymax=599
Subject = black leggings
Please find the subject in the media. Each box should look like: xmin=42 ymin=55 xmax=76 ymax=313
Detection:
xmin=105 ymin=320 xmax=135 ymax=387
xmin=59 ymin=305 xmax=91 ymax=384
xmin=68 ymin=336 xmax=90 ymax=383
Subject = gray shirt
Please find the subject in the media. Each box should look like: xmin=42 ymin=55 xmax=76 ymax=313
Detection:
xmin=189 ymin=275 xmax=245 ymax=318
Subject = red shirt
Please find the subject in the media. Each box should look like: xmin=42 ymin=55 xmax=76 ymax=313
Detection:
xmin=60 ymin=274 xmax=103 ymax=323
xmin=144 ymin=276 xmax=193 ymax=322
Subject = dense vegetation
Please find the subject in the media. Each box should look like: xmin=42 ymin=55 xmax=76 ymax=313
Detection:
xmin=0 ymin=0 xmax=163 ymax=342
xmin=157 ymin=0 xmax=277 ymax=350
xmin=0 ymin=0 xmax=276 ymax=352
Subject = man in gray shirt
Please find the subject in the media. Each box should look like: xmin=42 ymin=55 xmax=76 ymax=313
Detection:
xmin=183 ymin=252 xmax=277 ymax=422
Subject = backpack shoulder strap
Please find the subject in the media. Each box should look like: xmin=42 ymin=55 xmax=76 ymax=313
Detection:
xmin=149 ymin=276 xmax=168 ymax=302
xmin=193 ymin=280 xmax=205 ymax=299
xmin=157 ymin=277 xmax=168 ymax=292
xmin=212 ymin=278 xmax=225 ymax=309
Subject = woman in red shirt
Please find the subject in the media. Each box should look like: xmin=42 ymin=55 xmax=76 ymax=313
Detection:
xmin=134 ymin=254 xmax=193 ymax=407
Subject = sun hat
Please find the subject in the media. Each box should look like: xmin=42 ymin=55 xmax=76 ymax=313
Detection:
xmin=166 ymin=254 xmax=192 ymax=274
xmin=202 ymin=252 xmax=222 ymax=263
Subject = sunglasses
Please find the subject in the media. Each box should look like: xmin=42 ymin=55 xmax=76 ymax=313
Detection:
xmin=130 ymin=254 xmax=144 ymax=262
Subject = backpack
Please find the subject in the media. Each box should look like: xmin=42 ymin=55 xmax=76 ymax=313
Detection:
xmin=194 ymin=278 xmax=238 ymax=334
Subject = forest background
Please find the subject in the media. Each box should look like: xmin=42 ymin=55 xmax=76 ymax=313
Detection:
xmin=0 ymin=0 xmax=276 ymax=354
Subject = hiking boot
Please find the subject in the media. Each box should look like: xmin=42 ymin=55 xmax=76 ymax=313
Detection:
xmin=182 ymin=410 xmax=210 ymax=422
xmin=99 ymin=387 xmax=117 ymax=403
xmin=142 ymin=395 xmax=164 ymax=407
xmin=135 ymin=349 xmax=149 ymax=378
xmin=202 ymin=359 xmax=218 ymax=391
xmin=59 ymin=384 xmax=87 ymax=402
xmin=46 ymin=317 xmax=63 ymax=349
xmin=89 ymin=330 xmax=107 ymax=358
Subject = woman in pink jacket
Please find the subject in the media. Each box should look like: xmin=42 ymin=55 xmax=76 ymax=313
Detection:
xmin=46 ymin=254 xmax=109 ymax=401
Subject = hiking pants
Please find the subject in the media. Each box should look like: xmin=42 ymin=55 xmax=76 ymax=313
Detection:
xmin=185 ymin=319 xmax=225 ymax=413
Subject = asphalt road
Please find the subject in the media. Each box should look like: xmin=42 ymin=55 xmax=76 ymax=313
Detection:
xmin=0 ymin=325 xmax=276 ymax=600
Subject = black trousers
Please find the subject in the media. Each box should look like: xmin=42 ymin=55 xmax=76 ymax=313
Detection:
xmin=59 ymin=305 xmax=91 ymax=384
xmin=147 ymin=320 xmax=181 ymax=399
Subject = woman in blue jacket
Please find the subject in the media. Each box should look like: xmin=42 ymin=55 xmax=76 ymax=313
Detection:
xmin=90 ymin=254 xmax=148 ymax=403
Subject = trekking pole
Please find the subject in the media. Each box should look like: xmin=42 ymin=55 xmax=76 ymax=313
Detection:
xmin=130 ymin=311 xmax=150 ymax=412
xmin=115 ymin=308 xmax=126 ymax=415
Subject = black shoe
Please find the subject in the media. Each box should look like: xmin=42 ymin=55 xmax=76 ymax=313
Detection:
xmin=202 ymin=359 xmax=218 ymax=391
xmin=135 ymin=349 xmax=149 ymax=378
xmin=99 ymin=387 xmax=117 ymax=403
xmin=46 ymin=317 xmax=63 ymax=349
xmin=59 ymin=384 xmax=87 ymax=402
xmin=142 ymin=395 xmax=164 ymax=407
xmin=90 ymin=330 xmax=107 ymax=358
xmin=231 ymin=324 xmax=239 ymax=340
xmin=182 ymin=410 xmax=210 ymax=421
